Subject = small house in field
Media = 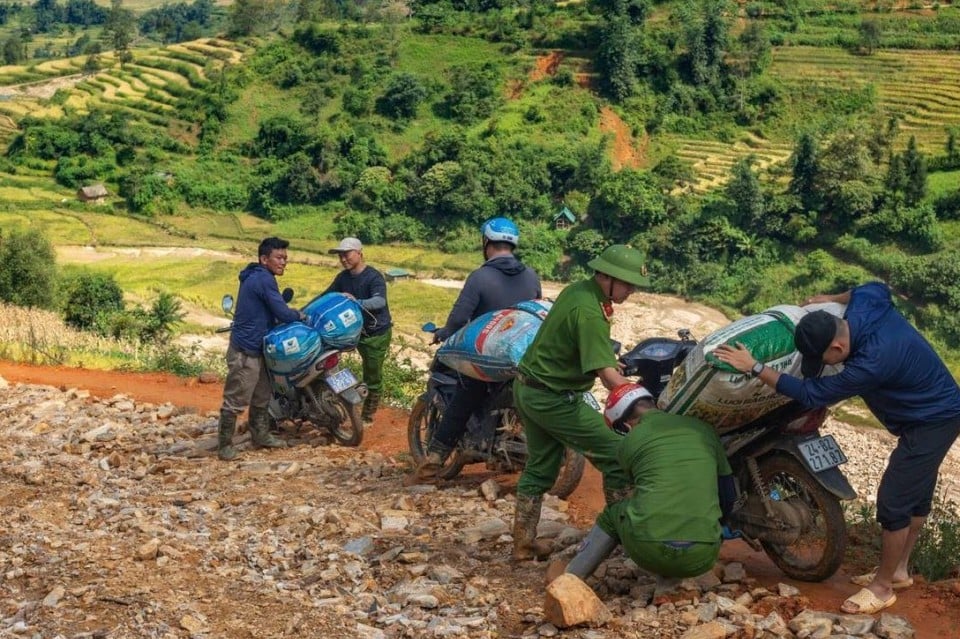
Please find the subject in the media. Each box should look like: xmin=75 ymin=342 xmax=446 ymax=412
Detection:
xmin=553 ymin=206 xmax=577 ymax=230
xmin=77 ymin=184 xmax=108 ymax=203
xmin=385 ymin=267 xmax=412 ymax=282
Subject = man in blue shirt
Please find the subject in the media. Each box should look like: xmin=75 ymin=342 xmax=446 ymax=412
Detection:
xmin=219 ymin=237 xmax=306 ymax=461
xmin=324 ymin=237 xmax=393 ymax=423
xmin=715 ymin=282 xmax=960 ymax=615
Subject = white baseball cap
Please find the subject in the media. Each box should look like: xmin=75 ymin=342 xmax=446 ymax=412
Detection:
xmin=604 ymin=383 xmax=654 ymax=429
xmin=329 ymin=237 xmax=362 ymax=254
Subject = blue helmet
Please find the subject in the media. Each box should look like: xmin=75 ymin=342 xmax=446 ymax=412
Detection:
xmin=481 ymin=217 xmax=520 ymax=247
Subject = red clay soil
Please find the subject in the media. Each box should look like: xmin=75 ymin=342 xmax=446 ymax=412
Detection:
xmin=600 ymin=107 xmax=646 ymax=170
xmin=2 ymin=360 xmax=959 ymax=637
xmin=529 ymin=51 xmax=564 ymax=82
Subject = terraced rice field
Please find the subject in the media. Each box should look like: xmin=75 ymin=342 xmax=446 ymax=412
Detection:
xmin=770 ymin=46 xmax=960 ymax=153
xmin=667 ymin=134 xmax=794 ymax=193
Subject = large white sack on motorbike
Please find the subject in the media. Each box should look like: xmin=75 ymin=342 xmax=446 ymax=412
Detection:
xmin=658 ymin=302 xmax=845 ymax=431
xmin=437 ymin=299 xmax=552 ymax=382
xmin=303 ymin=293 xmax=363 ymax=349
xmin=263 ymin=321 xmax=326 ymax=377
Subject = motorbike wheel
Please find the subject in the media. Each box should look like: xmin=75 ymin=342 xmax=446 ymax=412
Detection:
xmin=548 ymin=448 xmax=585 ymax=500
xmin=328 ymin=395 xmax=364 ymax=447
xmin=756 ymin=454 xmax=847 ymax=582
xmin=407 ymin=396 xmax=466 ymax=480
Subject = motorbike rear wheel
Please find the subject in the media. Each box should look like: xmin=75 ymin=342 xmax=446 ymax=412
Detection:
xmin=327 ymin=394 xmax=364 ymax=447
xmin=756 ymin=454 xmax=847 ymax=582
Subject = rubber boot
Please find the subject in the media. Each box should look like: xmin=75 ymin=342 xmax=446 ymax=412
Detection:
xmin=217 ymin=411 xmax=238 ymax=461
xmin=248 ymin=407 xmax=287 ymax=449
xmin=361 ymin=390 xmax=381 ymax=423
xmin=565 ymin=525 xmax=618 ymax=579
xmin=403 ymin=442 xmax=451 ymax=486
xmin=512 ymin=494 xmax=553 ymax=561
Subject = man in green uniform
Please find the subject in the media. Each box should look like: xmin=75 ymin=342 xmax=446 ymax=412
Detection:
xmin=564 ymin=383 xmax=734 ymax=580
xmin=511 ymin=244 xmax=650 ymax=561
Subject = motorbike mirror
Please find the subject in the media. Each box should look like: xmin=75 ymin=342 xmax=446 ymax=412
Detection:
xmin=610 ymin=339 xmax=622 ymax=356
xmin=221 ymin=294 xmax=234 ymax=314
xmin=421 ymin=322 xmax=437 ymax=333
xmin=282 ymin=287 xmax=294 ymax=303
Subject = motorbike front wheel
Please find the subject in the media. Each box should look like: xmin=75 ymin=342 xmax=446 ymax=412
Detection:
xmin=408 ymin=395 xmax=467 ymax=480
xmin=756 ymin=454 xmax=847 ymax=582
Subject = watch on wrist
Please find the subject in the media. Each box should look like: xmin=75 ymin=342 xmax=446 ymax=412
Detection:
xmin=750 ymin=361 xmax=764 ymax=377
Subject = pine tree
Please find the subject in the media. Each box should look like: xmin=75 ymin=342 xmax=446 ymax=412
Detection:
xmin=790 ymin=132 xmax=819 ymax=212
xmin=902 ymin=136 xmax=927 ymax=206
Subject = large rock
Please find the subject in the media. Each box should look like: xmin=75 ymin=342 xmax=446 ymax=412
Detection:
xmin=543 ymin=574 xmax=611 ymax=628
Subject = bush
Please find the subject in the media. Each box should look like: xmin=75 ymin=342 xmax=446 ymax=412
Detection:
xmin=0 ymin=229 xmax=58 ymax=310
xmin=63 ymin=272 xmax=124 ymax=330
xmin=910 ymin=490 xmax=960 ymax=582
xmin=376 ymin=73 xmax=427 ymax=120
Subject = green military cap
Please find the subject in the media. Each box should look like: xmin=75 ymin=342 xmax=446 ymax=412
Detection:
xmin=588 ymin=244 xmax=651 ymax=287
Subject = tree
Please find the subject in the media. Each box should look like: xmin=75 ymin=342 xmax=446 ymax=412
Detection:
xmin=725 ymin=157 xmax=765 ymax=231
xmin=376 ymin=73 xmax=427 ymax=120
xmin=229 ymin=0 xmax=284 ymax=36
xmin=858 ymin=19 xmax=881 ymax=56
xmin=2 ymin=34 xmax=26 ymax=65
xmin=588 ymin=169 xmax=667 ymax=240
xmin=789 ymin=132 xmax=820 ymax=212
xmin=902 ymin=135 xmax=927 ymax=206
xmin=596 ymin=14 xmax=638 ymax=101
xmin=64 ymin=272 xmax=124 ymax=330
xmin=441 ymin=63 xmax=501 ymax=124
xmin=0 ymin=229 xmax=58 ymax=309
xmin=104 ymin=0 xmax=136 ymax=66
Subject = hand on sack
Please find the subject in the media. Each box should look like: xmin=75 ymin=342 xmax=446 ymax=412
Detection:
xmin=712 ymin=342 xmax=756 ymax=374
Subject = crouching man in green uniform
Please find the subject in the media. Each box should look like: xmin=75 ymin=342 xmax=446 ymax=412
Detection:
xmin=563 ymin=383 xmax=735 ymax=580
xmin=511 ymin=245 xmax=649 ymax=562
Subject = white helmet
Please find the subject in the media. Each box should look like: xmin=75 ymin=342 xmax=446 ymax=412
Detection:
xmin=604 ymin=383 xmax=653 ymax=433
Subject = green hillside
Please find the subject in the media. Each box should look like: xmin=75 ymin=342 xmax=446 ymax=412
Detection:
xmin=3 ymin=0 xmax=960 ymax=365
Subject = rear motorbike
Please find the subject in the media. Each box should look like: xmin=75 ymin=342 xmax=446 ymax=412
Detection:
xmin=619 ymin=330 xmax=855 ymax=582
xmin=407 ymin=323 xmax=586 ymax=499
xmin=218 ymin=291 xmax=366 ymax=447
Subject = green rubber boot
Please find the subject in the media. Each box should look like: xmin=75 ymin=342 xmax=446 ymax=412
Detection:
xmin=217 ymin=411 xmax=238 ymax=461
xmin=249 ymin=407 xmax=287 ymax=449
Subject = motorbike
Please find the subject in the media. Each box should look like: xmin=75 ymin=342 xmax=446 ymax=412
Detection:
xmin=618 ymin=329 xmax=856 ymax=582
xmin=407 ymin=323 xmax=586 ymax=499
xmin=218 ymin=289 xmax=366 ymax=447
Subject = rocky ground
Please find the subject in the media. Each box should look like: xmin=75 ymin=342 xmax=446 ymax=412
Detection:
xmin=3 ymin=375 xmax=960 ymax=639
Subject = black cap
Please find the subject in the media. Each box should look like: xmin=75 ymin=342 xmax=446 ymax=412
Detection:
xmin=794 ymin=311 xmax=839 ymax=378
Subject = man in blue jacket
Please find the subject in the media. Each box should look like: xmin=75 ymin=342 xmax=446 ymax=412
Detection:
xmin=218 ymin=237 xmax=306 ymax=461
xmin=715 ymin=282 xmax=960 ymax=615
xmin=406 ymin=217 xmax=541 ymax=484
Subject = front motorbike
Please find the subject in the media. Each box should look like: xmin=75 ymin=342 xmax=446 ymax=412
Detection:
xmin=407 ymin=323 xmax=585 ymax=499
xmin=619 ymin=330 xmax=855 ymax=582
xmin=219 ymin=291 xmax=366 ymax=447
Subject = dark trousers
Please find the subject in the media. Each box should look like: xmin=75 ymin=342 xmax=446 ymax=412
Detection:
xmin=431 ymin=375 xmax=489 ymax=452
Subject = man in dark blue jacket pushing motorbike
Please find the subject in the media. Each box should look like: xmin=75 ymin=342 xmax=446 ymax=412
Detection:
xmin=218 ymin=237 xmax=306 ymax=461
xmin=715 ymin=282 xmax=960 ymax=615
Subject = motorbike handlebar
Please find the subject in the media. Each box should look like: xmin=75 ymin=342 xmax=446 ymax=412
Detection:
xmin=215 ymin=326 xmax=232 ymax=334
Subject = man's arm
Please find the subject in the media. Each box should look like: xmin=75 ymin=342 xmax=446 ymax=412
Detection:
xmin=596 ymin=366 xmax=630 ymax=391
xmin=435 ymin=272 xmax=482 ymax=341
xmin=356 ymin=271 xmax=388 ymax=311
xmin=803 ymin=290 xmax=851 ymax=306
xmin=262 ymin=282 xmax=303 ymax=324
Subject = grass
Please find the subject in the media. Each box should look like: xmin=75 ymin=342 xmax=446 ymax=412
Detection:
xmin=928 ymin=169 xmax=960 ymax=199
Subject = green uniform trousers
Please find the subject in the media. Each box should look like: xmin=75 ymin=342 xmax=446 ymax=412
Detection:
xmin=514 ymin=380 xmax=628 ymax=497
xmin=357 ymin=327 xmax=392 ymax=393
xmin=597 ymin=501 xmax=720 ymax=579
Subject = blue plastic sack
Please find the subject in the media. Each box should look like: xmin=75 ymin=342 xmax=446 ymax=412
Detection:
xmin=263 ymin=321 xmax=325 ymax=377
xmin=303 ymin=292 xmax=363 ymax=349
xmin=437 ymin=299 xmax=552 ymax=382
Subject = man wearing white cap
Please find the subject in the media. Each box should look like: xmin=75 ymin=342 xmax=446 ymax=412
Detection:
xmin=324 ymin=237 xmax=392 ymax=422
xmin=562 ymin=383 xmax=734 ymax=581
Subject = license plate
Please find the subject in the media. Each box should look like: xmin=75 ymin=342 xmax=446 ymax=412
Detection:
xmin=326 ymin=368 xmax=358 ymax=393
xmin=799 ymin=434 xmax=848 ymax=472
xmin=582 ymin=391 xmax=601 ymax=411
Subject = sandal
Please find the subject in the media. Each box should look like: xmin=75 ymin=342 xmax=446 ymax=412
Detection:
xmin=850 ymin=568 xmax=914 ymax=589
xmin=840 ymin=588 xmax=897 ymax=615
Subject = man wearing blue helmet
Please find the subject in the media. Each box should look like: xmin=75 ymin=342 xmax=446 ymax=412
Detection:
xmin=406 ymin=217 xmax=541 ymax=484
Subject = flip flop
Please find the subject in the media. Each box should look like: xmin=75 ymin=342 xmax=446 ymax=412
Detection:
xmin=850 ymin=568 xmax=914 ymax=589
xmin=840 ymin=588 xmax=897 ymax=615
